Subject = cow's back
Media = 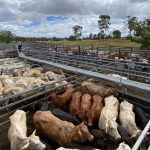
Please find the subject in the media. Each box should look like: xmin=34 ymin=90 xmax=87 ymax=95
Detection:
xmin=33 ymin=111 xmax=75 ymax=145
xmin=8 ymin=110 xmax=27 ymax=150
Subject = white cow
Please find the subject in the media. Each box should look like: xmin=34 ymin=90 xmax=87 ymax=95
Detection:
xmin=116 ymin=142 xmax=131 ymax=150
xmin=107 ymin=74 xmax=128 ymax=80
xmin=119 ymin=101 xmax=141 ymax=138
xmin=8 ymin=110 xmax=46 ymax=150
xmin=98 ymin=95 xmax=121 ymax=139
xmin=45 ymin=71 xmax=65 ymax=81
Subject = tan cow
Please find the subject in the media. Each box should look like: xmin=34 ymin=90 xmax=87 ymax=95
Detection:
xmin=79 ymin=94 xmax=92 ymax=123
xmin=81 ymin=81 xmax=117 ymax=97
xmin=98 ymin=95 xmax=121 ymax=140
xmin=69 ymin=91 xmax=82 ymax=116
xmin=119 ymin=101 xmax=141 ymax=138
xmin=23 ymin=68 xmax=44 ymax=77
xmin=8 ymin=110 xmax=46 ymax=150
xmin=33 ymin=111 xmax=94 ymax=146
xmin=87 ymin=95 xmax=104 ymax=127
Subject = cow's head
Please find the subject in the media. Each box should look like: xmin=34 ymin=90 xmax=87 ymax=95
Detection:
xmin=21 ymin=130 xmax=46 ymax=150
xmin=105 ymin=87 xmax=118 ymax=97
xmin=116 ymin=142 xmax=131 ymax=150
xmin=87 ymin=110 xmax=94 ymax=127
xmin=120 ymin=101 xmax=133 ymax=111
xmin=47 ymin=93 xmax=56 ymax=101
xmin=106 ymin=120 xmax=121 ymax=140
xmin=76 ymin=122 xmax=94 ymax=142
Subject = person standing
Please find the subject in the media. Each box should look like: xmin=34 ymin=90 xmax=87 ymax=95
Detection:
xmin=17 ymin=42 xmax=22 ymax=52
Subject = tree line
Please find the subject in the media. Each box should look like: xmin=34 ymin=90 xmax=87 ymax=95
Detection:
xmin=70 ymin=15 xmax=150 ymax=49
xmin=0 ymin=15 xmax=149 ymax=49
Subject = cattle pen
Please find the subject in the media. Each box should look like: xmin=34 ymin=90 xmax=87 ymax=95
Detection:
xmin=0 ymin=43 xmax=150 ymax=150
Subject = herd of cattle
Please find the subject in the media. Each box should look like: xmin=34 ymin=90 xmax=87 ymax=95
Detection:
xmin=0 ymin=58 xmax=68 ymax=102
xmin=7 ymin=81 xmax=150 ymax=150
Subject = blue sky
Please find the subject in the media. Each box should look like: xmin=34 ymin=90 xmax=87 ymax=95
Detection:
xmin=23 ymin=20 xmax=40 ymax=28
xmin=0 ymin=0 xmax=149 ymax=37
xmin=46 ymin=16 xmax=68 ymax=22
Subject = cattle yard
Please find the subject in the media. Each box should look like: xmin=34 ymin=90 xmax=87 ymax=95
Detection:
xmin=0 ymin=42 xmax=150 ymax=150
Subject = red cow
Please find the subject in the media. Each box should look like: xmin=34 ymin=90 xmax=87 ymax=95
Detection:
xmin=47 ymin=86 xmax=75 ymax=108
xmin=69 ymin=91 xmax=82 ymax=116
xmin=87 ymin=95 xmax=104 ymax=127
xmin=79 ymin=94 xmax=92 ymax=123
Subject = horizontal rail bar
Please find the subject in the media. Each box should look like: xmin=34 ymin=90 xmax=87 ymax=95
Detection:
xmin=19 ymin=52 xmax=150 ymax=92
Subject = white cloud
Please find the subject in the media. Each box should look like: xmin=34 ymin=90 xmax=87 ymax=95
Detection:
xmin=0 ymin=0 xmax=149 ymax=37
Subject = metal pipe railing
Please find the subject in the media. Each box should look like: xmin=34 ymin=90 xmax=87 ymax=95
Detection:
xmin=132 ymin=120 xmax=150 ymax=150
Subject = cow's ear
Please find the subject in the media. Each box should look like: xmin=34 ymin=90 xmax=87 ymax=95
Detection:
xmin=81 ymin=122 xmax=85 ymax=125
xmin=32 ymin=130 xmax=36 ymax=135
xmin=106 ymin=121 xmax=109 ymax=133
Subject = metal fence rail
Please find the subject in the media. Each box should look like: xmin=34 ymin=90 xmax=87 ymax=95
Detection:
xmin=0 ymin=74 xmax=83 ymax=125
xmin=132 ymin=120 xmax=150 ymax=150
xmin=21 ymin=49 xmax=150 ymax=84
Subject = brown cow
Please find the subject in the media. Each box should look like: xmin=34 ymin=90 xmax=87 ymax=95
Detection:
xmin=69 ymin=91 xmax=82 ymax=116
xmin=81 ymin=81 xmax=117 ymax=97
xmin=33 ymin=111 xmax=94 ymax=146
xmin=87 ymin=95 xmax=103 ymax=127
xmin=47 ymin=86 xmax=75 ymax=108
xmin=79 ymin=94 xmax=92 ymax=123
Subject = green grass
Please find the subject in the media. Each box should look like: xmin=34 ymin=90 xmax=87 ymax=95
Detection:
xmin=45 ymin=39 xmax=141 ymax=48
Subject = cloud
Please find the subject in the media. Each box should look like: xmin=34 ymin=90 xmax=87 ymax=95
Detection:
xmin=0 ymin=0 xmax=149 ymax=37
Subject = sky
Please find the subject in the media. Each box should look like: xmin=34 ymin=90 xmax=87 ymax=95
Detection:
xmin=0 ymin=0 xmax=149 ymax=38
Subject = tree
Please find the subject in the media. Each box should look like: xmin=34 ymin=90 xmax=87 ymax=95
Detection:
xmin=134 ymin=18 xmax=150 ymax=49
xmin=0 ymin=30 xmax=14 ymax=43
xmin=97 ymin=31 xmax=105 ymax=39
xmin=112 ymin=30 xmax=121 ymax=38
xmin=127 ymin=16 xmax=138 ymax=36
xmin=93 ymin=34 xmax=97 ymax=40
xmin=89 ymin=33 xmax=93 ymax=39
xmin=68 ymin=35 xmax=76 ymax=41
xmin=98 ymin=15 xmax=111 ymax=38
xmin=72 ymin=25 xmax=82 ymax=40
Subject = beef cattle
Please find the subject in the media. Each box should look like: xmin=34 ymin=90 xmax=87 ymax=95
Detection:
xmin=47 ymin=86 xmax=76 ymax=108
xmin=8 ymin=110 xmax=46 ymax=150
xmin=52 ymin=109 xmax=80 ymax=125
xmin=79 ymin=94 xmax=92 ymax=123
xmin=3 ymin=86 xmax=25 ymax=97
xmin=22 ymin=68 xmax=44 ymax=78
xmin=117 ymin=124 xmax=134 ymax=146
xmin=81 ymin=81 xmax=117 ymax=97
xmin=30 ymin=100 xmax=49 ymax=112
xmin=133 ymin=106 xmax=149 ymax=129
xmin=90 ymin=129 xmax=119 ymax=149
xmin=69 ymin=91 xmax=82 ymax=116
xmin=116 ymin=142 xmax=131 ymax=150
xmin=119 ymin=101 xmax=141 ymax=138
xmin=44 ymin=71 xmax=65 ymax=81
xmin=87 ymin=95 xmax=103 ymax=127
xmin=98 ymin=96 xmax=121 ymax=140
xmin=65 ymin=142 xmax=97 ymax=150
xmin=33 ymin=111 xmax=94 ymax=146
xmin=56 ymin=147 xmax=79 ymax=150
